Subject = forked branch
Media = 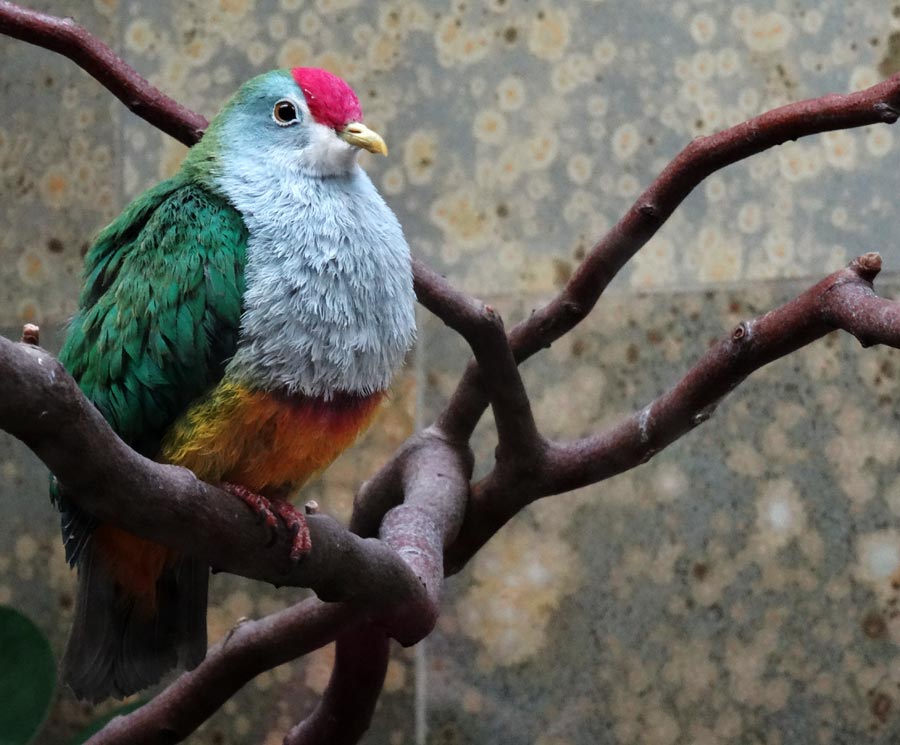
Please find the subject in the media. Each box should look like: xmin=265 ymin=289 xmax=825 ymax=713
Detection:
xmin=4 ymin=2 xmax=900 ymax=745
xmin=440 ymin=75 xmax=900 ymax=441
xmin=446 ymin=253 xmax=900 ymax=567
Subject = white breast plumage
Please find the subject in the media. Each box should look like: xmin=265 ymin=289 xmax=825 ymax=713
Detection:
xmin=215 ymin=157 xmax=417 ymax=399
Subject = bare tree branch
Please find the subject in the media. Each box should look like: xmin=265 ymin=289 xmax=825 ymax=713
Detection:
xmin=284 ymin=627 xmax=390 ymax=745
xmin=0 ymin=0 xmax=207 ymax=145
xmin=547 ymin=254 xmax=894 ymax=492
xmin=439 ymin=75 xmax=900 ymax=443
xmin=78 ymin=423 xmax=472 ymax=744
xmin=5 ymin=2 xmax=900 ymax=744
xmin=414 ymin=260 xmax=542 ymax=465
xmin=446 ymin=254 xmax=900 ymax=568
xmin=85 ymin=599 xmax=361 ymax=745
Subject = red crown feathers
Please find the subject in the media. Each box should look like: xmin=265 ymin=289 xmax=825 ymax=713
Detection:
xmin=291 ymin=67 xmax=363 ymax=129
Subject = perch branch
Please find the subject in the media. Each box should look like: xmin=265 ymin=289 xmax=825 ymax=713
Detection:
xmin=0 ymin=335 xmax=428 ymax=610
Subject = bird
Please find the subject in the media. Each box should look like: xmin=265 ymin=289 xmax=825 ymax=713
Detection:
xmin=51 ymin=67 xmax=417 ymax=702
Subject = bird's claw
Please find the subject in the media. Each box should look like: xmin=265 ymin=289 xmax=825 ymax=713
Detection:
xmin=270 ymin=500 xmax=312 ymax=561
xmin=221 ymin=482 xmax=279 ymax=547
xmin=222 ymin=483 xmax=312 ymax=561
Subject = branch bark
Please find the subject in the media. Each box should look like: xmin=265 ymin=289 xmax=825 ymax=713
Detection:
xmin=414 ymin=260 xmax=543 ymax=464
xmin=547 ymin=254 xmax=894 ymax=493
xmin=86 ymin=599 xmax=360 ymax=745
xmin=283 ymin=627 xmax=390 ymax=745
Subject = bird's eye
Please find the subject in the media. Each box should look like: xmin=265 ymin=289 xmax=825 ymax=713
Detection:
xmin=273 ymin=99 xmax=299 ymax=125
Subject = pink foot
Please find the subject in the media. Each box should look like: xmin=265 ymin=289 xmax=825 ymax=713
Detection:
xmin=270 ymin=500 xmax=313 ymax=560
xmin=222 ymin=483 xmax=311 ymax=560
xmin=222 ymin=483 xmax=278 ymax=535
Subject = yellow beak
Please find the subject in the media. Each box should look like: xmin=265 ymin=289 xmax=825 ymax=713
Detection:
xmin=337 ymin=122 xmax=388 ymax=156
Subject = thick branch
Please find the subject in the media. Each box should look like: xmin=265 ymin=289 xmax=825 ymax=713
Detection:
xmin=281 ymin=430 xmax=473 ymax=745
xmin=0 ymin=335 xmax=426 ymax=610
xmin=81 ymin=419 xmax=479 ymax=744
xmin=446 ymin=254 xmax=900 ymax=568
xmin=381 ymin=430 xmax=469 ymax=631
xmin=0 ymin=1 xmax=206 ymax=146
xmin=349 ymin=425 xmax=474 ymax=647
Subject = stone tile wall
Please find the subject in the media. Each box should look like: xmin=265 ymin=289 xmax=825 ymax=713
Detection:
xmin=2 ymin=1 xmax=900 ymax=743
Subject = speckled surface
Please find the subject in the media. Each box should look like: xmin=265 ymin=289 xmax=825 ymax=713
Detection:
xmin=3 ymin=0 xmax=900 ymax=743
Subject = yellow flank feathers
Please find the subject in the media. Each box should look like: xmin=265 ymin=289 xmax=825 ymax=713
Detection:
xmin=159 ymin=381 xmax=383 ymax=495
xmin=93 ymin=382 xmax=383 ymax=609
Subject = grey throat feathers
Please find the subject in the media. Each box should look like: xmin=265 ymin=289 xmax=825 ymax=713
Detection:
xmin=213 ymin=151 xmax=417 ymax=399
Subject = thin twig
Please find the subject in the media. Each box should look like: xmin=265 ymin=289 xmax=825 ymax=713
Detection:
xmin=20 ymin=323 xmax=39 ymax=345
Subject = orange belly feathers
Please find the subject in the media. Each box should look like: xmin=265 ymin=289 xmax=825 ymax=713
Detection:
xmin=93 ymin=381 xmax=383 ymax=601
xmin=159 ymin=381 xmax=383 ymax=492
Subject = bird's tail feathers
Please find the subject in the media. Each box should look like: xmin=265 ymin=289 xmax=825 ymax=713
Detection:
xmin=62 ymin=541 xmax=208 ymax=703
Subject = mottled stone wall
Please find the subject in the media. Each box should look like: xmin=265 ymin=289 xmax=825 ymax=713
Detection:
xmin=3 ymin=1 xmax=900 ymax=743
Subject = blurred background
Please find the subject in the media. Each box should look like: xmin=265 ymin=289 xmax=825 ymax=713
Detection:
xmin=2 ymin=0 xmax=900 ymax=742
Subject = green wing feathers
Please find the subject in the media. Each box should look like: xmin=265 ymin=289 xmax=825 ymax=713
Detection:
xmin=54 ymin=178 xmax=243 ymax=700
xmin=60 ymin=177 xmax=248 ymax=456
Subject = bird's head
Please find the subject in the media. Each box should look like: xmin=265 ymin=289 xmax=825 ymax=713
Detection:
xmin=196 ymin=68 xmax=387 ymax=179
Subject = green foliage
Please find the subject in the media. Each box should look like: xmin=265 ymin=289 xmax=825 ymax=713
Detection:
xmin=0 ymin=606 xmax=56 ymax=745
